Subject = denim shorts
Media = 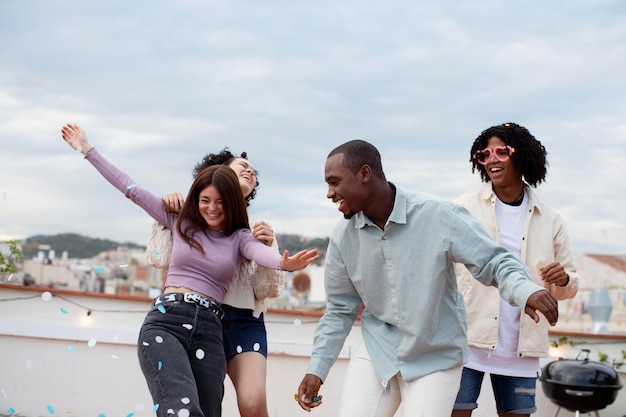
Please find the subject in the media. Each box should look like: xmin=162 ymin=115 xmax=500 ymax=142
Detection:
xmin=221 ymin=304 xmax=268 ymax=359
xmin=453 ymin=367 xmax=537 ymax=415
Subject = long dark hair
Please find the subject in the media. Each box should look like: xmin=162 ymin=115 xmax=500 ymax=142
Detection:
xmin=177 ymin=165 xmax=250 ymax=254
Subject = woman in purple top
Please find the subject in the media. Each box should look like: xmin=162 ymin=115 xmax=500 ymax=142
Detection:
xmin=60 ymin=123 xmax=319 ymax=417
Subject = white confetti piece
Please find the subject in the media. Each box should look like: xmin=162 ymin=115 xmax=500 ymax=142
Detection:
xmin=195 ymin=349 xmax=205 ymax=360
xmin=182 ymin=324 xmax=192 ymax=330
xmin=41 ymin=291 xmax=52 ymax=301
xmin=167 ymin=408 xmax=174 ymax=414
xmin=88 ymin=338 xmax=97 ymax=347
xmin=142 ymin=341 xmax=149 ymax=346
xmin=111 ymin=355 xmax=119 ymax=359
xmin=2 ymin=389 xmax=7 ymax=397
xmin=236 ymin=345 xmax=243 ymax=354
xmin=126 ymin=183 xmax=136 ymax=190
xmin=181 ymin=397 xmax=190 ymax=405
xmin=294 ymin=319 xmax=302 ymax=327
xmin=155 ymin=336 xmax=164 ymax=343
xmin=253 ymin=343 xmax=260 ymax=351
xmin=178 ymin=409 xmax=190 ymax=417
xmin=120 ymin=264 xmax=129 ymax=268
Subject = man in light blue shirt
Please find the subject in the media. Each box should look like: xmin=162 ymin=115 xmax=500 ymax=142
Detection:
xmin=296 ymin=140 xmax=559 ymax=416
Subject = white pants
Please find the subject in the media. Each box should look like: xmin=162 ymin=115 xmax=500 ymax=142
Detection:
xmin=339 ymin=341 xmax=462 ymax=417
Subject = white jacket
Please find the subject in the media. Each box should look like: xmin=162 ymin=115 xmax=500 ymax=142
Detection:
xmin=455 ymin=183 xmax=578 ymax=357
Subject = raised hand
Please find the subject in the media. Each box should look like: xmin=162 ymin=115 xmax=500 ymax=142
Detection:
xmin=163 ymin=192 xmax=185 ymax=211
xmin=280 ymin=249 xmax=319 ymax=272
xmin=61 ymin=124 xmax=92 ymax=155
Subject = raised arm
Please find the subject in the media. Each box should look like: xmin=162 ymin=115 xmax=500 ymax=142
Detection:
xmin=60 ymin=124 xmax=174 ymax=228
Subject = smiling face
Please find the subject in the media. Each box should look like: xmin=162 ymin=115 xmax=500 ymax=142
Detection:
xmin=228 ymin=157 xmax=257 ymax=198
xmin=325 ymin=153 xmax=368 ymax=219
xmin=198 ymin=184 xmax=225 ymax=231
xmin=483 ymin=136 xmax=522 ymax=189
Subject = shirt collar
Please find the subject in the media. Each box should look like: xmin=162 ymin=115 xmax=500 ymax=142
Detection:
xmin=356 ymin=182 xmax=406 ymax=229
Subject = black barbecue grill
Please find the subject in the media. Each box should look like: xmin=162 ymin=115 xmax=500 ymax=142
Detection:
xmin=539 ymin=349 xmax=622 ymax=417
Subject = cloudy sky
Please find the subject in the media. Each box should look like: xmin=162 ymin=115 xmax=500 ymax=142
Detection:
xmin=1 ymin=1 xmax=625 ymax=259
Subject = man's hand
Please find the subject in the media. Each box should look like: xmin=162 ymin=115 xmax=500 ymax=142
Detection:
xmin=539 ymin=262 xmax=569 ymax=287
xmin=524 ymin=289 xmax=559 ymax=325
xmin=297 ymin=374 xmax=323 ymax=412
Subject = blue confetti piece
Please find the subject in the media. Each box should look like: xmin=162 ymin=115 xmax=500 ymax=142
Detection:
xmin=126 ymin=183 xmax=136 ymax=190
xmin=60 ymin=308 xmax=68 ymax=314
xmin=157 ymin=305 xmax=166 ymax=314
xmin=98 ymin=414 xmax=106 ymax=417
xmin=47 ymin=404 xmax=55 ymax=414
xmin=95 ymin=267 xmax=104 ymax=273
xmin=126 ymin=413 xmax=134 ymax=417
xmin=68 ymin=345 xmax=77 ymax=353
xmin=153 ymin=250 xmax=160 ymax=255
xmin=8 ymin=407 xmax=15 ymax=413
xmin=153 ymin=404 xmax=159 ymax=413
xmin=158 ymin=361 xmax=163 ymax=370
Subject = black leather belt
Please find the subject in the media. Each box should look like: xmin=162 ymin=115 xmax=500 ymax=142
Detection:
xmin=153 ymin=292 xmax=224 ymax=320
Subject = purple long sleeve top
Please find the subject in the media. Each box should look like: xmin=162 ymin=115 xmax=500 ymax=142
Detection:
xmin=85 ymin=148 xmax=283 ymax=301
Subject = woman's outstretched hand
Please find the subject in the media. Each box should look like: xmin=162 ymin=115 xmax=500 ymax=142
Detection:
xmin=280 ymin=249 xmax=319 ymax=271
xmin=61 ymin=124 xmax=92 ymax=155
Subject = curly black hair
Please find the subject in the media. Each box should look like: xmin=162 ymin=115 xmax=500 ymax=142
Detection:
xmin=470 ymin=122 xmax=548 ymax=187
xmin=192 ymin=148 xmax=259 ymax=205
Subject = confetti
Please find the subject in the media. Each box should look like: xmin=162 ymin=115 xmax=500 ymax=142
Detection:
xmin=1 ymin=389 xmax=6 ymax=398
xmin=153 ymin=404 xmax=160 ymax=413
xmin=98 ymin=414 xmax=106 ymax=417
xmin=236 ymin=345 xmax=243 ymax=354
xmin=253 ymin=343 xmax=260 ymax=351
xmin=60 ymin=308 xmax=69 ymax=314
xmin=126 ymin=184 xmax=136 ymax=190
xmin=182 ymin=324 xmax=192 ymax=330
xmin=126 ymin=414 xmax=134 ymax=417
xmin=8 ymin=274 xmax=13 ymax=281
xmin=181 ymin=398 xmax=190 ymax=405
xmin=158 ymin=361 xmax=163 ymax=370
xmin=120 ymin=264 xmax=129 ymax=268
xmin=195 ymin=349 xmax=205 ymax=360
xmin=293 ymin=319 xmax=302 ymax=327
xmin=155 ymin=336 xmax=163 ymax=343
xmin=95 ymin=267 xmax=104 ymax=273
xmin=68 ymin=345 xmax=77 ymax=353
xmin=178 ymin=409 xmax=190 ymax=417
xmin=47 ymin=404 xmax=56 ymax=414
xmin=41 ymin=292 xmax=52 ymax=301
xmin=88 ymin=338 xmax=97 ymax=347
xmin=111 ymin=355 xmax=119 ymax=359
xmin=142 ymin=341 xmax=149 ymax=346
xmin=8 ymin=407 xmax=15 ymax=414
xmin=157 ymin=305 xmax=166 ymax=314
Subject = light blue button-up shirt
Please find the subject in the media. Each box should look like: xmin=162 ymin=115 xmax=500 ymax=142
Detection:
xmin=306 ymin=185 xmax=542 ymax=387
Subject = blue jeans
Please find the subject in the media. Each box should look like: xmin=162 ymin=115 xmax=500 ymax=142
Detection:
xmin=137 ymin=296 xmax=226 ymax=417
xmin=454 ymin=367 xmax=537 ymax=415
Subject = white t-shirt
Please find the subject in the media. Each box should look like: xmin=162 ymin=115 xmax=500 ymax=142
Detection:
xmin=466 ymin=192 xmax=540 ymax=377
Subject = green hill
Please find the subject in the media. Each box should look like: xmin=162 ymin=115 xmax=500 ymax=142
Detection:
xmin=21 ymin=233 xmax=329 ymax=262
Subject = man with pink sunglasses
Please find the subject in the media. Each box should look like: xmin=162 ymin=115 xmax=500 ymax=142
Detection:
xmin=452 ymin=123 xmax=579 ymax=417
